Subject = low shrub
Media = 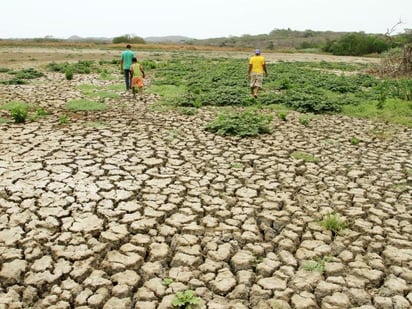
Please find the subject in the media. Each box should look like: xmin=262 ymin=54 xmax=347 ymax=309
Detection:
xmin=11 ymin=106 xmax=28 ymax=123
xmin=205 ymin=110 xmax=272 ymax=137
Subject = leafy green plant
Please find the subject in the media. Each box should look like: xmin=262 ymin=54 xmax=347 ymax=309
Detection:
xmin=291 ymin=151 xmax=319 ymax=163
xmin=350 ymin=137 xmax=360 ymax=145
xmin=205 ymin=110 xmax=272 ymax=137
xmin=36 ymin=108 xmax=48 ymax=116
xmin=319 ymin=212 xmax=347 ymax=235
xmin=0 ymin=68 xmax=44 ymax=85
xmin=277 ymin=111 xmax=288 ymax=121
xmin=299 ymin=115 xmax=310 ymax=126
xmin=65 ymin=67 xmax=74 ymax=80
xmin=10 ymin=106 xmax=28 ymax=123
xmin=172 ymin=290 xmax=201 ymax=309
xmin=59 ymin=114 xmax=69 ymax=124
xmin=376 ymin=81 xmax=389 ymax=109
xmin=47 ymin=60 xmax=96 ymax=74
xmin=162 ymin=278 xmax=174 ymax=286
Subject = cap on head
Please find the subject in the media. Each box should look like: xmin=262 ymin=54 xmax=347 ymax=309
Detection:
xmin=255 ymin=48 xmax=261 ymax=55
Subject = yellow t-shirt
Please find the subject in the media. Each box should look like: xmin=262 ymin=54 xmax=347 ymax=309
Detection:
xmin=131 ymin=63 xmax=143 ymax=77
xmin=249 ymin=55 xmax=265 ymax=74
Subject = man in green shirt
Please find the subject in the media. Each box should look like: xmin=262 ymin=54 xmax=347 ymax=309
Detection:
xmin=120 ymin=44 xmax=135 ymax=91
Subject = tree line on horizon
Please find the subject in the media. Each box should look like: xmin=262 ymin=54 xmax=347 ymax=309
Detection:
xmin=2 ymin=28 xmax=411 ymax=57
xmin=101 ymin=28 xmax=412 ymax=57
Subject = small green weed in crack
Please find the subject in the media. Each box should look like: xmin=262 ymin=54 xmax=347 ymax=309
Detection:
xmin=301 ymin=256 xmax=332 ymax=273
xmin=162 ymin=278 xmax=174 ymax=286
xmin=319 ymin=212 xmax=347 ymax=236
xmin=172 ymin=290 xmax=201 ymax=309
xmin=350 ymin=136 xmax=361 ymax=145
xmin=230 ymin=162 xmax=244 ymax=169
xmin=59 ymin=114 xmax=69 ymax=124
xmin=299 ymin=115 xmax=310 ymax=126
xmin=36 ymin=108 xmax=49 ymax=116
xmin=251 ymin=256 xmax=263 ymax=271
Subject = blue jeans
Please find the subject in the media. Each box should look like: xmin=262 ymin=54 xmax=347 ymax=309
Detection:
xmin=124 ymin=69 xmax=132 ymax=90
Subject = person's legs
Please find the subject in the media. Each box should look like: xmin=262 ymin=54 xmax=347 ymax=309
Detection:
xmin=253 ymin=74 xmax=263 ymax=98
xmin=124 ymin=69 xmax=131 ymax=90
xmin=132 ymin=86 xmax=136 ymax=99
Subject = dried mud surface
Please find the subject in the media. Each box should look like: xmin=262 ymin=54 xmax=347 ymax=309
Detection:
xmin=0 ymin=48 xmax=411 ymax=309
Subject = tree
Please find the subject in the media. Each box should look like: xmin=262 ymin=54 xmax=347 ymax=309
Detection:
xmin=112 ymin=34 xmax=145 ymax=44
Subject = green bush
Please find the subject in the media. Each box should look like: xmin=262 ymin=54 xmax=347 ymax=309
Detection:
xmin=65 ymin=67 xmax=74 ymax=80
xmin=112 ymin=34 xmax=145 ymax=44
xmin=46 ymin=60 xmax=96 ymax=74
xmin=0 ymin=68 xmax=44 ymax=85
xmin=10 ymin=106 xmax=28 ymax=123
xmin=323 ymin=32 xmax=391 ymax=56
xmin=205 ymin=110 xmax=272 ymax=137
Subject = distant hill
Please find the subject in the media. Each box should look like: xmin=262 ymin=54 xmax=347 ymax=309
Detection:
xmin=67 ymin=35 xmax=112 ymax=43
xmin=189 ymin=29 xmax=350 ymax=50
xmin=144 ymin=35 xmax=192 ymax=43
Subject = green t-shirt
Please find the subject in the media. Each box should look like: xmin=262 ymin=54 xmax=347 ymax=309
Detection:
xmin=121 ymin=49 xmax=135 ymax=70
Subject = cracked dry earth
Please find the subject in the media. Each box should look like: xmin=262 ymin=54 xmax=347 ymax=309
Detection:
xmin=0 ymin=71 xmax=411 ymax=309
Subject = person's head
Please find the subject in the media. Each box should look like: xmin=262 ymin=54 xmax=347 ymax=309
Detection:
xmin=255 ymin=48 xmax=261 ymax=55
xmin=126 ymin=44 xmax=131 ymax=49
xmin=132 ymin=57 xmax=137 ymax=63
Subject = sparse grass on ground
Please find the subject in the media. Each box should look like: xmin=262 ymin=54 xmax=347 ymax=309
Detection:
xmin=342 ymin=98 xmax=412 ymax=128
xmin=66 ymin=99 xmax=108 ymax=111
xmin=291 ymin=151 xmax=319 ymax=162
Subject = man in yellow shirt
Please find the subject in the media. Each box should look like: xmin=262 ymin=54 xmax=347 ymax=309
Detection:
xmin=247 ymin=49 xmax=268 ymax=98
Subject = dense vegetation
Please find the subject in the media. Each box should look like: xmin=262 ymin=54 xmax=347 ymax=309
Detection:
xmin=150 ymin=54 xmax=412 ymax=126
xmin=189 ymin=28 xmax=412 ymax=56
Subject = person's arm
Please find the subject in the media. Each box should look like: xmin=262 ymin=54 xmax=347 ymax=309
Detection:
xmin=140 ymin=65 xmax=145 ymax=78
xmin=263 ymin=63 xmax=268 ymax=77
xmin=120 ymin=56 xmax=124 ymax=71
xmin=247 ymin=63 xmax=252 ymax=79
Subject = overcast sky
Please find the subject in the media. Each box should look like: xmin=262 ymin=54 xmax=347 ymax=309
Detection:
xmin=1 ymin=0 xmax=411 ymax=39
